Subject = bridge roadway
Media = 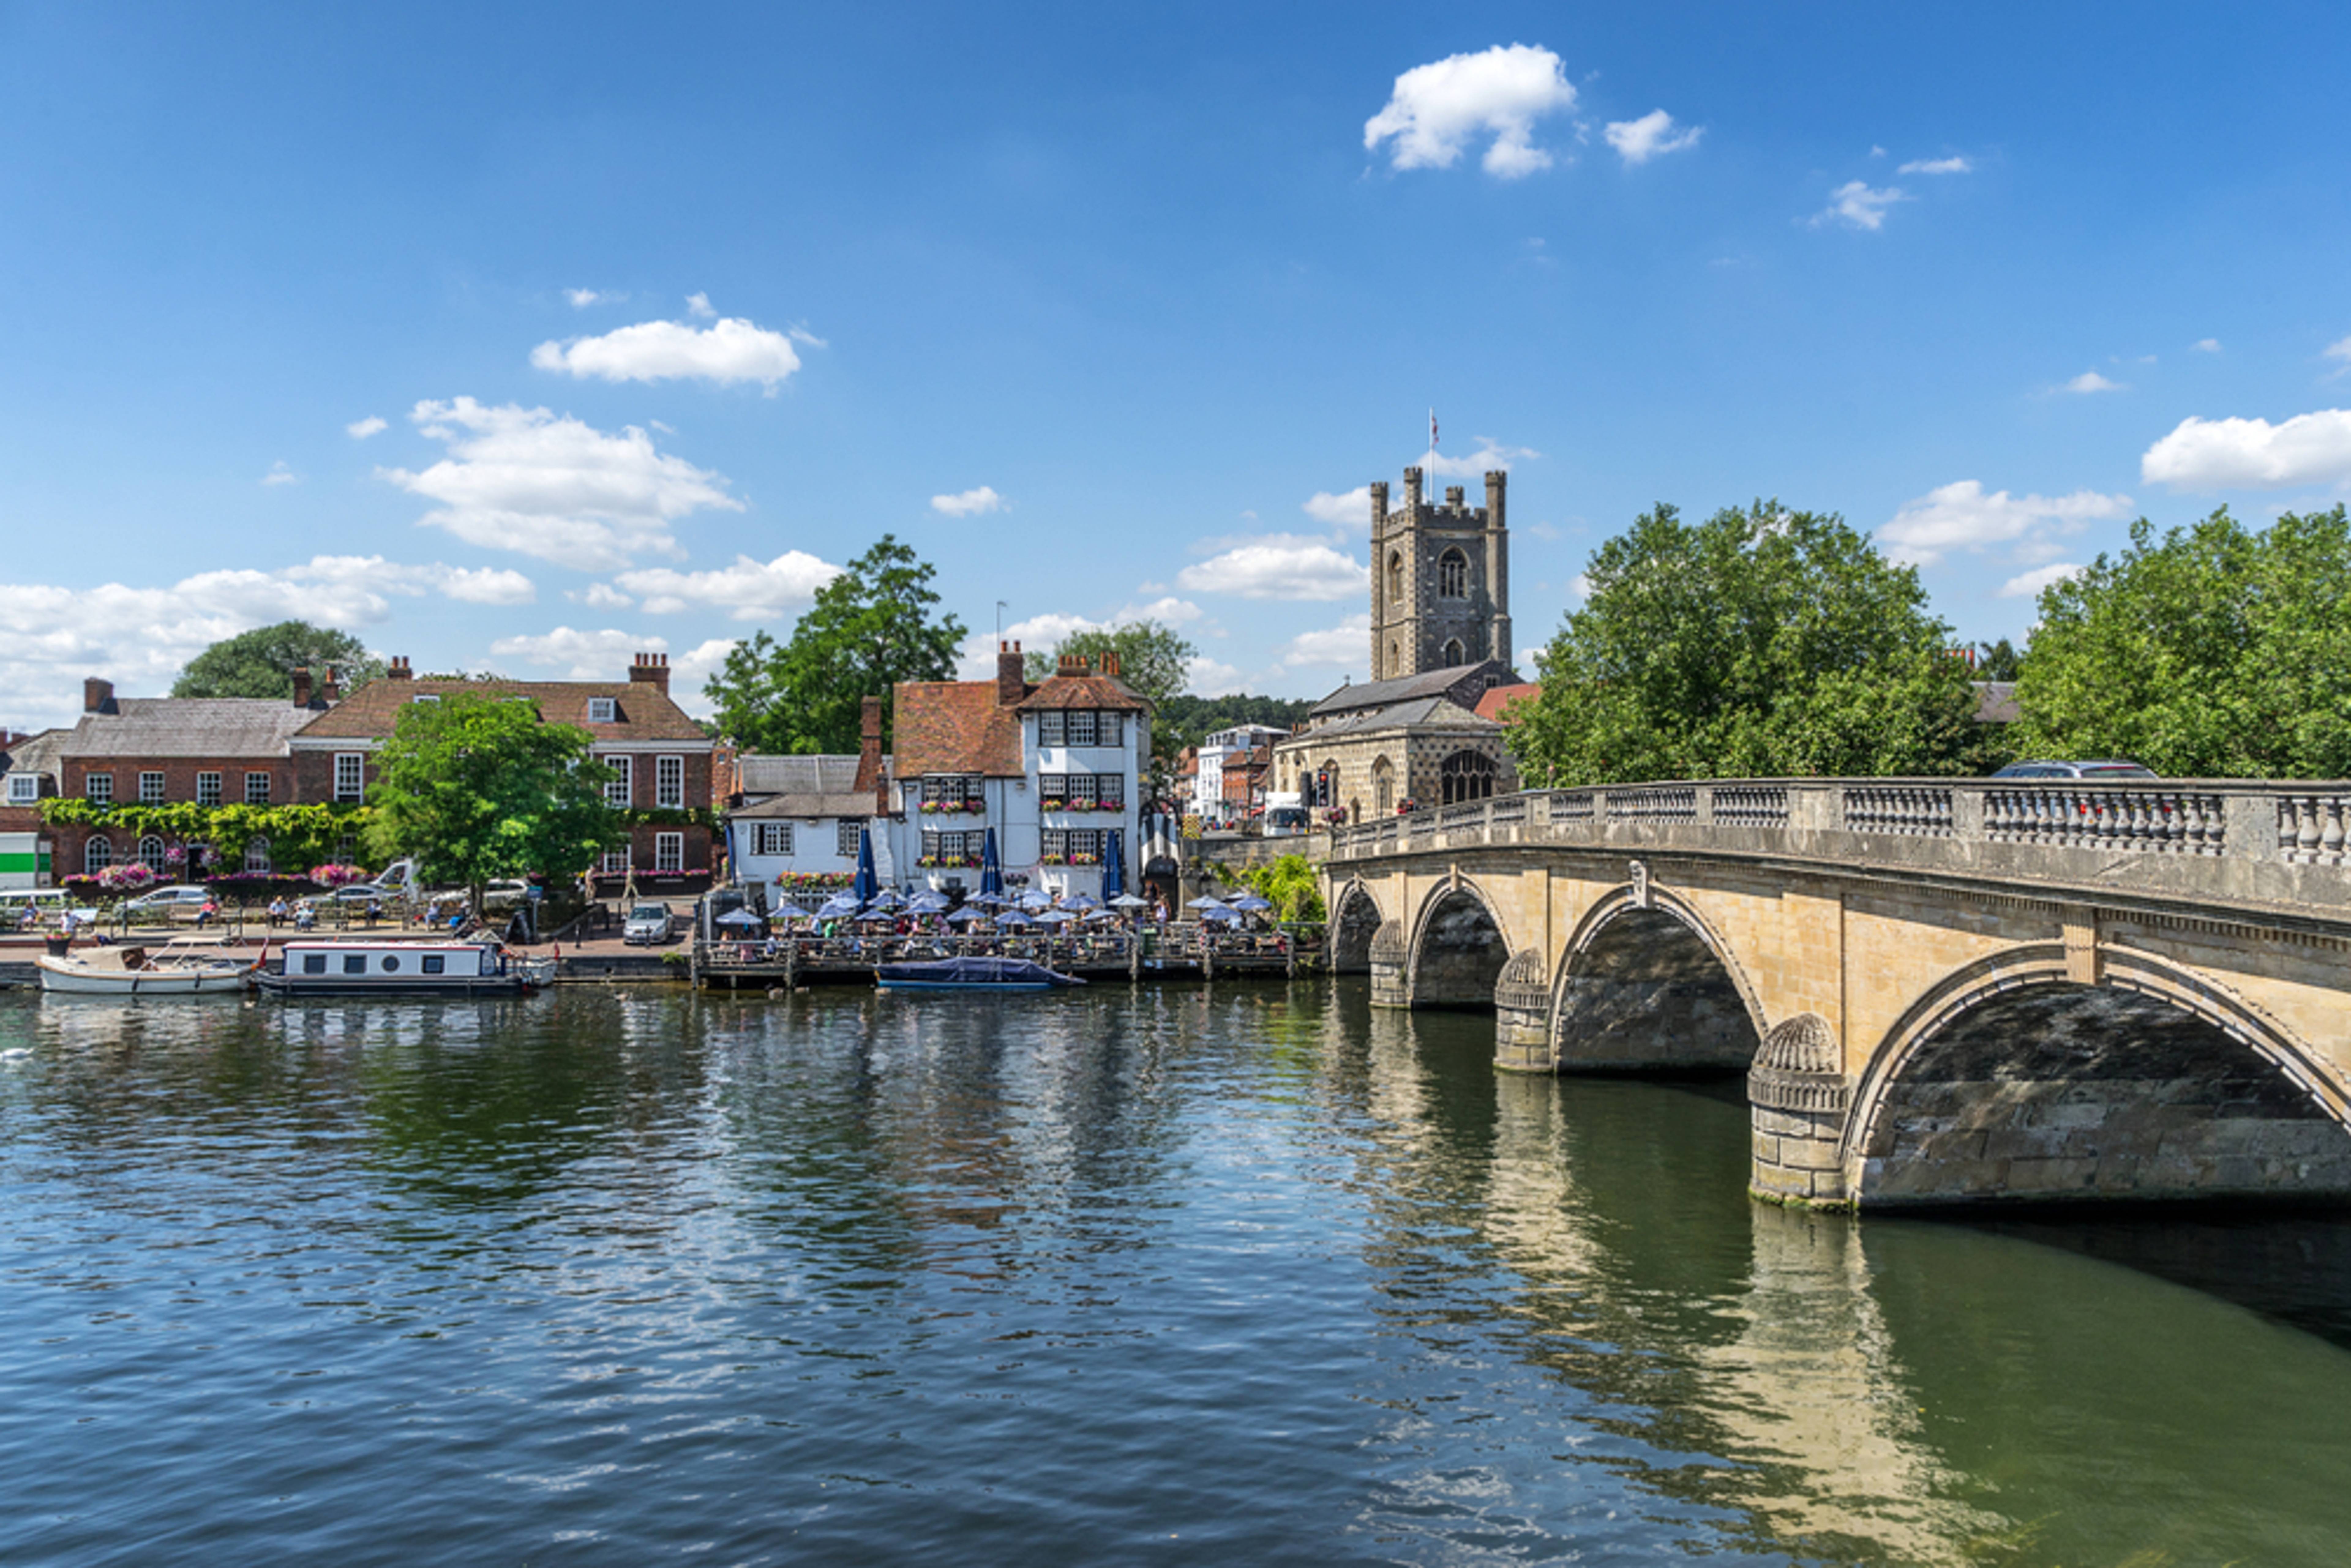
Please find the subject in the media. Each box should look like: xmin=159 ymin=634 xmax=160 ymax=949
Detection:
xmin=1320 ymin=778 xmax=2351 ymax=1209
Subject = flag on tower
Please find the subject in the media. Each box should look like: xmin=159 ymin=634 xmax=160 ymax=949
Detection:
xmin=1430 ymin=409 xmax=1438 ymax=450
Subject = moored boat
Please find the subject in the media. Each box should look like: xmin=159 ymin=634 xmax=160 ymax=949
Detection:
xmin=876 ymin=956 xmax=1085 ymax=992
xmin=37 ymin=937 xmax=265 ymax=996
xmin=255 ymin=937 xmax=550 ymax=997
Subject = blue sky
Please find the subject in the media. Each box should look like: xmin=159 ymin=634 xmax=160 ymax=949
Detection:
xmin=6 ymin=2 xmax=2351 ymax=729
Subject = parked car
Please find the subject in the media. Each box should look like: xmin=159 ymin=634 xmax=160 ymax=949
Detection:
xmin=480 ymin=880 xmax=531 ymax=913
xmin=1991 ymin=760 xmax=2158 ymax=780
xmin=622 ymin=902 xmax=675 ymax=945
xmin=119 ymin=885 xmax=213 ymax=919
xmin=329 ymin=883 xmax=397 ymax=905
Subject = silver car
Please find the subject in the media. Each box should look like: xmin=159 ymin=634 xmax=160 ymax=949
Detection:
xmin=622 ymin=902 xmax=674 ymax=945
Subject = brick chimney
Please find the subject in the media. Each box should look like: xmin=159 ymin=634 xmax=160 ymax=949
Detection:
xmin=996 ymin=640 xmax=1026 ymax=707
xmin=291 ymin=667 xmax=313 ymax=708
xmin=82 ymin=677 xmax=114 ymax=715
xmin=630 ymin=651 xmax=671 ymax=694
xmin=320 ymin=667 xmax=341 ymax=704
xmin=1098 ymin=648 xmax=1122 ymax=679
xmin=859 ymin=695 xmax=887 ymax=813
xmin=387 ymin=655 xmax=412 ymax=681
xmin=1057 ymin=652 xmax=1088 ymax=676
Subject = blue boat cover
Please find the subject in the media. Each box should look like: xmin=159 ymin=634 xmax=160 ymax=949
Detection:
xmin=876 ymin=956 xmax=1085 ymax=987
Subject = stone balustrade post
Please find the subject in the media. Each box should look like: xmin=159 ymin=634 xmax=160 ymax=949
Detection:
xmin=2222 ymin=793 xmax=2271 ymax=861
xmin=1788 ymin=784 xmax=1839 ymax=833
xmin=1949 ymin=785 xmax=1984 ymax=843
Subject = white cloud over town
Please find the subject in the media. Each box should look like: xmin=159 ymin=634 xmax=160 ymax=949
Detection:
xmin=378 ymin=397 xmax=744 ymax=571
xmin=1363 ymin=43 xmax=1578 ymax=178
xmin=530 ymin=313 xmax=807 ymax=391
xmin=2141 ymin=409 xmax=2351 ymax=490
xmin=1815 ymin=180 xmax=1908 ymax=230
xmin=1877 ymin=480 xmax=2132 ymax=566
xmin=611 ymin=549 xmax=841 ymax=619
xmin=1998 ymin=563 xmax=2083 ymax=599
xmin=566 ymin=288 xmax=625 ymax=308
xmin=1303 ymin=485 xmax=1373 ymax=526
xmin=1428 ymin=439 xmax=1539 ymax=479
xmin=1604 ymin=109 xmax=1702 ymax=165
xmin=2063 ymin=370 xmax=2125 ymax=394
xmin=261 ymin=460 xmax=298 ymax=486
xmin=1279 ymin=613 xmax=1372 ymax=667
xmin=488 ymin=626 xmax=661 ymax=679
xmin=0 ymin=556 xmax=537 ymax=729
xmin=345 ymin=415 xmax=387 ymax=439
xmin=948 ymin=598 xmax=1206 ymax=682
xmin=1897 ymin=155 xmax=1972 ymax=175
xmin=931 ymin=485 xmax=1006 ymax=517
xmin=1177 ymin=535 xmax=1368 ymax=600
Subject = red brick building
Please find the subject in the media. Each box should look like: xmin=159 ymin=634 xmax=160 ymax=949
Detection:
xmin=290 ymin=653 xmax=717 ymax=891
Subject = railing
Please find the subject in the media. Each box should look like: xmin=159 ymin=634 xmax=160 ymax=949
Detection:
xmin=1322 ymin=777 xmax=2351 ymax=914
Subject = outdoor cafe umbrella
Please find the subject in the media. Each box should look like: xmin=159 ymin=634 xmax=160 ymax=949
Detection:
xmin=1110 ymin=893 xmax=1149 ymax=909
xmin=992 ymin=908 xmax=1036 ymax=928
xmin=1018 ymin=889 xmax=1053 ymax=911
xmin=1186 ymin=896 xmax=1230 ymax=911
xmin=1033 ymin=907 xmax=1078 ymax=926
xmin=979 ymin=828 xmax=1003 ymax=896
xmin=852 ymin=826 xmax=878 ymax=903
xmin=1229 ymin=893 xmax=1275 ymax=912
xmin=715 ymin=908 xmax=766 ymax=929
xmin=1101 ymin=828 xmax=1125 ymax=900
xmin=906 ymin=891 xmax=952 ymax=915
xmin=1199 ymin=906 xmax=1241 ymax=925
xmin=947 ymin=906 xmax=994 ymax=925
xmin=1084 ymin=907 xmax=1123 ymax=923
xmin=816 ymin=892 xmax=863 ymax=919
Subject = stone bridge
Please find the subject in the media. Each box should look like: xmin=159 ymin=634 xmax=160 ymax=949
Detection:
xmin=1320 ymin=779 xmax=2351 ymax=1210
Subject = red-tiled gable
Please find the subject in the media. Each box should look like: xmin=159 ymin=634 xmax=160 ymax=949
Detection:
xmin=1009 ymin=673 xmax=1149 ymax=713
xmin=1474 ymin=682 xmax=1539 ymax=723
xmin=893 ymin=680 xmax=1026 ymax=778
xmin=295 ymin=678 xmax=710 ymax=743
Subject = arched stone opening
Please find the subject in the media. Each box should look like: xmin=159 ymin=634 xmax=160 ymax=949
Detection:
xmin=1329 ymin=884 xmax=1383 ymax=974
xmin=1854 ymin=981 xmax=2351 ymax=1208
xmin=1438 ymin=749 xmax=1497 ymax=805
xmin=1372 ymin=756 xmax=1395 ymax=816
xmin=1408 ymin=887 xmax=1510 ymax=1011
xmin=1438 ymin=547 xmax=1468 ymax=599
xmin=1551 ymin=904 xmax=1761 ymax=1072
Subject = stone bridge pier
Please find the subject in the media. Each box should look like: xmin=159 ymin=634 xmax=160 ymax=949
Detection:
xmin=1325 ymin=778 xmax=2351 ymax=1211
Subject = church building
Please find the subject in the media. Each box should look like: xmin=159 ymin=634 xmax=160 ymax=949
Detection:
xmin=1272 ymin=466 xmax=1523 ymax=823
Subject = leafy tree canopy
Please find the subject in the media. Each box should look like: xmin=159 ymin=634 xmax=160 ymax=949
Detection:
xmin=171 ymin=619 xmax=384 ymax=699
xmin=704 ymin=535 xmax=965 ymax=754
xmin=1025 ymin=619 xmax=1197 ymax=710
xmin=1229 ymin=852 xmax=1325 ymax=923
xmin=361 ymin=693 xmax=618 ymax=909
xmin=1508 ymin=500 xmax=1999 ymax=786
xmin=2012 ymin=507 xmax=2351 ymax=777
xmin=1970 ymin=638 xmax=2024 ymax=682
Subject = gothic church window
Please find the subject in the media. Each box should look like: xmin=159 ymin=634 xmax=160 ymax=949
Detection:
xmin=1438 ymin=749 xmax=1498 ymax=806
xmin=1443 ymin=638 xmax=1465 ymax=666
xmin=1387 ymin=551 xmax=1404 ymax=604
xmin=1438 ymin=548 xmax=1468 ymax=599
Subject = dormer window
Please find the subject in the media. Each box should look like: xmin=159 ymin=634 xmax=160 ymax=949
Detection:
xmin=588 ymin=697 xmax=617 ymax=722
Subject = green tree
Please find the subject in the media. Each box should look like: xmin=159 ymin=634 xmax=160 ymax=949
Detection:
xmin=2012 ymin=507 xmax=2351 ymax=777
xmin=1024 ymin=619 xmax=1197 ymax=709
xmin=703 ymin=535 xmax=966 ymax=754
xmin=362 ymin=693 xmax=619 ymax=913
xmin=1232 ymin=853 xmax=1325 ymax=923
xmin=1508 ymin=500 xmax=1999 ymax=786
xmin=1970 ymin=638 xmax=2024 ymax=682
xmin=171 ymin=619 xmax=385 ymax=699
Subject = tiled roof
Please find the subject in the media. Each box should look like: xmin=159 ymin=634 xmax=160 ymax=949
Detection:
xmin=295 ymin=678 xmax=710 ymax=743
xmin=894 ymin=681 xmax=1026 ymax=777
xmin=58 ymin=698 xmax=323 ymax=759
xmin=0 ymin=728 xmax=67 ymax=779
xmin=1474 ymin=682 xmax=1540 ymax=722
xmin=731 ymin=753 xmax=881 ymax=818
xmin=1010 ymin=672 xmax=1150 ymax=713
xmin=1283 ymin=696 xmax=1495 ymax=743
xmin=1309 ymin=660 xmax=1512 ymax=718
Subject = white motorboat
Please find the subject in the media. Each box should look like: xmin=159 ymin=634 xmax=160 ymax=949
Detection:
xmin=37 ymin=937 xmax=265 ymax=996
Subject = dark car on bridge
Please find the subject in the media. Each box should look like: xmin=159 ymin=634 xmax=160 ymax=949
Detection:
xmin=1991 ymin=760 xmax=2157 ymax=780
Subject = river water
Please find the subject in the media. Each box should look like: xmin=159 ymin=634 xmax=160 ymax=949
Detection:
xmin=4 ymin=981 xmax=2351 ymax=1565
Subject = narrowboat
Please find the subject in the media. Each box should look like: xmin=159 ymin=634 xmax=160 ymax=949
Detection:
xmin=255 ymin=938 xmax=552 ymax=997
xmin=37 ymin=937 xmax=264 ymax=996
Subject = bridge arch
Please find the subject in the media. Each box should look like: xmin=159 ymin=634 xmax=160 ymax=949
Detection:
xmin=1546 ymin=883 xmax=1767 ymax=1072
xmin=1403 ymin=875 xmax=1516 ymax=1010
xmin=1327 ymin=878 xmax=1385 ymax=974
xmin=1845 ymin=944 xmax=2351 ymax=1207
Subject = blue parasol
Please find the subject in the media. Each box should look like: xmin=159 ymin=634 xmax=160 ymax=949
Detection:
xmin=853 ymin=825 xmax=878 ymax=903
xmin=1101 ymin=829 xmax=1124 ymax=900
xmin=979 ymin=828 xmax=1003 ymax=896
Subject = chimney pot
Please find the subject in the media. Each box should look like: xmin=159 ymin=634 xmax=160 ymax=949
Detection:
xmin=291 ymin=667 xmax=313 ymax=708
xmin=83 ymin=677 xmax=114 ymax=715
xmin=387 ymin=656 xmax=412 ymax=681
xmin=628 ymin=652 xmax=671 ymax=693
xmin=996 ymin=641 xmax=1028 ymax=706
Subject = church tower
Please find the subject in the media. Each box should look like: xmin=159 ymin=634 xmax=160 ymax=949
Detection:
xmin=1365 ymin=466 xmax=1511 ymax=681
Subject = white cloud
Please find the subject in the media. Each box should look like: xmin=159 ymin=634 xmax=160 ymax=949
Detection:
xmin=1815 ymin=180 xmax=1908 ymax=231
xmin=1113 ymin=595 xmax=1203 ymax=627
xmin=566 ymin=288 xmax=624 ymax=309
xmin=1280 ymin=614 xmax=1372 ymax=667
xmin=1303 ymin=485 xmax=1373 ymax=526
xmin=531 ymin=315 xmax=804 ymax=391
xmin=0 ymin=556 xmax=535 ymax=729
xmin=261 ymin=460 xmax=298 ymax=487
xmin=378 ymin=397 xmax=743 ymax=571
xmin=577 ymin=582 xmax=634 ymax=609
xmin=666 ymin=637 xmax=736 ymax=715
xmin=2063 ymin=370 xmax=2125 ymax=394
xmin=1177 ymin=535 xmax=1368 ymax=601
xmin=2141 ymin=409 xmax=2351 ymax=491
xmin=1568 ymin=572 xmax=1595 ymax=601
xmin=1428 ymin=439 xmax=1539 ymax=479
xmin=612 ymin=550 xmax=841 ymax=619
xmin=686 ymin=292 xmax=716 ymax=319
xmin=1604 ymin=109 xmax=1702 ymax=166
xmin=2192 ymin=338 xmax=2222 ymax=354
xmin=488 ymin=626 xmax=659 ymax=679
xmin=1184 ymin=653 xmax=1244 ymax=695
xmin=788 ymin=324 xmax=828 ymax=348
xmin=1877 ymin=480 xmax=2132 ymax=566
xmin=345 ymin=415 xmax=388 ymax=440
xmin=948 ymin=600 xmax=1209 ymax=682
xmin=1363 ymin=43 xmax=1579 ymax=178
xmin=1897 ymin=155 xmax=1972 ymax=175
xmin=1999 ymin=563 xmax=2084 ymax=599
xmin=2326 ymin=336 xmax=2351 ymax=369
xmin=930 ymin=485 xmax=1006 ymax=517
